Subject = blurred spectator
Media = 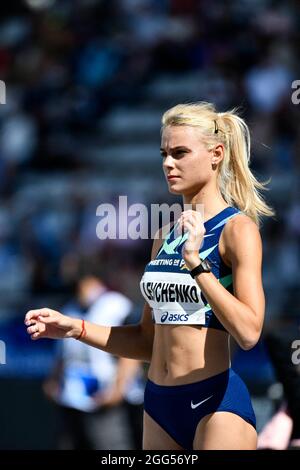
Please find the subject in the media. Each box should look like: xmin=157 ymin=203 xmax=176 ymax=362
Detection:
xmin=244 ymin=58 xmax=292 ymax=113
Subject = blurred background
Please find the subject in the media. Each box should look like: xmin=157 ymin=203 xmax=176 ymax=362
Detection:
xmin=0 ymin=0 xmax=300 ymax=449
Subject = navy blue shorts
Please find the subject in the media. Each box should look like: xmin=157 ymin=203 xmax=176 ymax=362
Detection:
xmin=144 ymin=368 xmax=256 ymax=450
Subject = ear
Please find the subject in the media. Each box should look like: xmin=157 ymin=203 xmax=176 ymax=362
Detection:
xmin=211 ymin=143 xmax=224 ymax=166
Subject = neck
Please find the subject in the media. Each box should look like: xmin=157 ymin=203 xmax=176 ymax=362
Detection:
xmin=182 ymin=183 xmax=228 ymax=222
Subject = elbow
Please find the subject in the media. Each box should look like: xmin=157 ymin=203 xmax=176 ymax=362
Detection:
xmin=239 ymin=338 xmax=258 ymax=351
xmin=238 ymin=329 xmax=262 ymax=351
xmin=236 ymin=309 xmax=264 ymax=351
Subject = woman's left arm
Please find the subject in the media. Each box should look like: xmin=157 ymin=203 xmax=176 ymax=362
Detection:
xmin=181 ymin=212 xmax=265 ymax=350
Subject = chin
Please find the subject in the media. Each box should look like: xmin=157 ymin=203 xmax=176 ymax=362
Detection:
xmin=168 ymin=186 xmax=183 ymax=195
xmin=168 ymin=182 xmax=194 ymax=196
xmin=167 ymin=181 xmax=184 ymax=194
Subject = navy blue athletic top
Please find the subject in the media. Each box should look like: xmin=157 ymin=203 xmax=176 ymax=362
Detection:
xmin=140 ymin=206 xmax=242 ymax=331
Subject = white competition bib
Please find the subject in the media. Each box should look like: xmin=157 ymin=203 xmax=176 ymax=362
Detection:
xmin=140 ymin=271 xmax=208 ymax=325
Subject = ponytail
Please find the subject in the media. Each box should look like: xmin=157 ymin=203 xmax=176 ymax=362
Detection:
xmin=162 ymin=102 xmax=274 ymax=225
xmin=217 ymin=110 xmax=274 ymax=225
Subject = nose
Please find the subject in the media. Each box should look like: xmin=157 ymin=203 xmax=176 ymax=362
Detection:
xmin=163 ymin=154 xmax=175 ymax=170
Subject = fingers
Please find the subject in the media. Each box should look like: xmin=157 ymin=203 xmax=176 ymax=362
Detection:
xmin=181 ymin=221 xmax=199 ymax=251
xmin=37 ymin=314 xmax=55 ymax=324
xmin=178 ymin=211 xmax=206 ymax=256
xmin=179 ymin=211 xmax=203 ymax=225
xmin=25 ymin=307 xmax=69 ymax=341
xmin=179 ymin=210 xmax=205 ymax=235
xmin=31 ymin=331 xmax=44 ymax=340
xmin=24 ymin=308 xmax=51 ymax=326
xmin=181 ymin=219 xmax=195 ymax=234
xmin=178 ymin=214 xmax=193 ymax=236
xmin=180 ymin=209 xmax=203 ymax=220
xmin=179 ymin=216 xmax=200 ymax=234
xmin=31 ymin=333 xmax=40 ymax=341
xmin=25 ymin=308 xmax=52 ymax=341
xmin=27 ymin=322 xmax=40 ymax=335
xmin=181 ymin=209 xmax=198 ymax=217
xmin=26 ymin=321 xmax=46 ymax=340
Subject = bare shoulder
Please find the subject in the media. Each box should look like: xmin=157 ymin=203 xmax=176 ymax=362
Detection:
xmin=225 ymin=213 xmax=260 ymax=237
xmin=221 ymin=214 xmax=262 ymax=266
xmin=151 ymin=221 xmax=174 ymax=259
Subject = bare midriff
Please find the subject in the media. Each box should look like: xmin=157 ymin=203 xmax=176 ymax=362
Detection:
xmin=148 ymin=324 xmax=230 ymax=385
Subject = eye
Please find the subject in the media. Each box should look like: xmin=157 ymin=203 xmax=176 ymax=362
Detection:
xmin=174 ymin=150 xmax=186 ymax=158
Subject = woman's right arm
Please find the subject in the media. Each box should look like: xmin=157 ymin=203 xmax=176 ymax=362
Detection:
xmin=25 ymin=301 xmax=154 ymax=362
xmin=25 ymin=226 xmax=168 ymax=363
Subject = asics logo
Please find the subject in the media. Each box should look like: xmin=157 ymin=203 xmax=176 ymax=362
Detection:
xmin=191 ymin=395 xmax=213 ymax=409
xmin=161 ymin=311 xmax=169 ymax=323
xmin=160 ymin=311 xmax=189 ymax=323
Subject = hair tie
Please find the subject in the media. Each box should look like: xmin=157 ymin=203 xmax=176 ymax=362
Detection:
xmin=214 ymin=120 xmax=218 ymax=134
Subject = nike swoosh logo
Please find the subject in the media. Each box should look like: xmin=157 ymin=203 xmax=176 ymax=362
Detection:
xmin=191 ymin=394 xmax=213 ymax=409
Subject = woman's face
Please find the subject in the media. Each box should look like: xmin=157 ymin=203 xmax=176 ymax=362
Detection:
xmin=161 ymin=125 xmax=215 ymax=196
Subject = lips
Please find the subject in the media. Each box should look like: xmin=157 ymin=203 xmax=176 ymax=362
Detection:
xmin=167 ymin=175 xmax=179 ymax=180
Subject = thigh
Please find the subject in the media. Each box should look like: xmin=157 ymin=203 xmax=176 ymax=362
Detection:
xmin=143 ymin=411 xmax=183 ymax=450
xmin=193 ymin=411 xmax=257 ymax=450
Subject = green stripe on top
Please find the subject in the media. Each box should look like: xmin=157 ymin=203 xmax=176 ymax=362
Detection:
xmin=201 ymin=274 xmax=233 ymax=312
xmin=218 ymin=274 xmax=233 ymax=288
xmin=199 ymin=244 xmax=218 ymax=260
xmin=210 ymin=213 xmax=240 ymax=231
xmin=158 ymin=224 xmax=189 ymax=256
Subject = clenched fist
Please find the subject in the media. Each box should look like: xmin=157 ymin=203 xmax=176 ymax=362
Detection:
xmin=178 ymin=210 xmax=205 ymax=270
xmin=24 ymin=308 xmax=80 ymax=340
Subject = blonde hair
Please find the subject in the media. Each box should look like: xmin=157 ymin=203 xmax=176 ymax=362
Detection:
xmin=162 ymin=102 xmax=274 ymax=225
